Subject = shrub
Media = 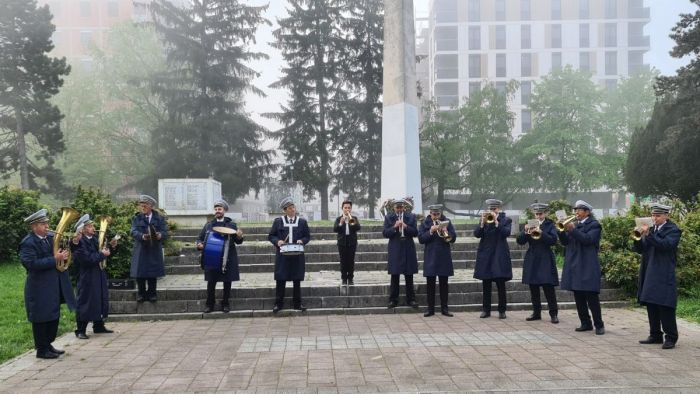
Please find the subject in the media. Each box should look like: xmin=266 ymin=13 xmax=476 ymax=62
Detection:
xmin=0 ymin=187 xmax=41 ymax=262
xmin=677 ymin=209 xmax=700 ymax=296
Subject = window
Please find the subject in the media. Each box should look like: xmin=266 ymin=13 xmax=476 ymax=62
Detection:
xmin=469 ymin=54 xmax=482 ymax=78
xmin=605 ymin=51 xmax=617 ymax=75
xmin=495 ymin=25 xmax=506 ymax=50
xmin=468 ymin=26 xmax=481 ymax=50
xmin=604 ymin=23 xmax=617 ymax=47
xmin=552 ymin=0 xmax=561 ymax=19
xmin=108 ymin=1 xmax=119 ymax=17
xmin=521 ymin=25 xmax=531 ymax=49
xmin=80 ymin=1 xmax=91 ymax=17
xmin=435 ymin=0 xmax=458 ymax=23
xmin=468 ymin=0 xmax=480 ymax=22
xmin=435 ymin=82 xmax=459 ymax=107
xmin=628 ymin=51 xmax=645 ymax=73
xmin=521 ymin=0 xmax=531 ymax=20
xmin=552 ymin=52 xmax=562 ymax=71
xmin=605 ymin=79 xmax=617 ymax=92
xmin=495 ymin=82 xmax=507 ymax=94
xmin=80 ymin=31 xmax=93 ymax=48
xmin=522 ymin=110 xmax=532 ymax=133
xmin=496 ymin=0 xmax=506 ymax=21
xmin=436 ymin=54 xmax=458 ymax=79
xmin=579 ymin=0 xmax=589 ymax=19
xmin=496 ymin=54 xmax=506 ymax=77
xmin=551 ymin=24 xmax=561 ymax=48
xmin=521 ymin=81 xmax=531 ymax=105
xmin=435 ymin=26 xmax=458 ymax=51
xmin=579 ymin=52 xmax=590 ymax=72
xmin=521 ymin=53 xmax=532 ymax=77
xmin=605 ymin=0 xmax=617 ymax=19
xmin=628 ymin=22 xmax=648 ymax=47
xmin=469 ymin=82 xmax=481 ymax=95
xmin=579 ymin=24 xmax=590 ymax=48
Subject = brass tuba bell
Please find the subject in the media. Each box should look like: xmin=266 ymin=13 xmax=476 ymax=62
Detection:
xmin=97 ymin=215 xmax=112 ymax=270
xmin=52 ymin=207 xmax=80 ymax=272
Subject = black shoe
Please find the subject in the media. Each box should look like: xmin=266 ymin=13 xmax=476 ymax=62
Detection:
xmin=93 ymin=327 xmax=114 ymax=334
xmin=424 ymin=309 xmax=435 ymax=317
xmin=387 ymin=301 xmax=398 ymax=309
xmin=441 ymin=309 xmax=454 ymax=317
xmin=272 ymin=305 xmax=282 ymax=313
xmin=348 ymin=279 xmax=354 ymax=286
xmin=48 ymin=345 xmax=65 ymax=355
xmin=136 ymin=295 xmax=146 ymax=303
xmin=575 ymin=325 xmax=593 ymax=332
xmin=342 ymin=279 xmax=347 ymax=285
xmin=75 ymin=332 xmax=89 ymax=340
xmin=550 ymin=315 xmax=559 ymax=324
xmin=203 ymin=305 xmax=213 ymax=313
xmin=662 ymin=340 xmax=676 ymax=349
xmin=639 ymin=336 xmax=663 ymax=344
xmin=408 ymin=300 xmax=419 ymax=309
xmin=480 ymin=311 xmax=491 ymax=318
xmin=222 ymin=305 xmax=230 ymax=313
xmin=499 ymin=312 xmax=507 ymax=319
xmin=595 ymin=327 xmax=605 ymax=335
xmin=293 ymin=304 xmax=307 ymax=312
xmin=36 ymin=351 xmax=59 ymax=359
xmin=526 ymin=313 xmax=541 ymax=321
xmin=148 ymin=295 xmax=158 ymax=302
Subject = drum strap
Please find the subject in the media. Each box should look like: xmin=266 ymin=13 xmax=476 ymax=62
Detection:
xmin=282 ymin=216 xmax=299 ymax=244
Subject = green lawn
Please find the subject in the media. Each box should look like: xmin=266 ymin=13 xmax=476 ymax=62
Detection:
xmin=0 ymin=262 xmax=75 ymax=364
xmin=677 ymin=286 xmax=700 ymax=324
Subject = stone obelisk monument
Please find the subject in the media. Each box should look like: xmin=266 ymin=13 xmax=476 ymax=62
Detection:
xmin=381 ymin=0 xmax=422 ymax=213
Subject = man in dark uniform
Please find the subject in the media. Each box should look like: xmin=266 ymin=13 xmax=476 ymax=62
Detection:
xmin=268 ymin=197 xmax=311 ymax=313
xmin=474 ymin=199 xmax=512 ymax=319
xmin=559 ymin=200 xmax=605 ymax=335
xmin=333 ymin=200 xmax=361 ymax=285
xmin=19 ymin=209 xmax=77 ymax=359
xmin=130 ymin=194 xmax=168 ymax=303
xmin=71 ymin=214 xmax=118 ymax=339
xmin=196 ymin=199 xmax=244 ymax=313
xmin=418 ymin=204 xmax=456 ymax=317
xmin=383 ymin=198 xmax=419 ymax=309
xmin=517 ymin=203 xmax=559 ymax=323
xmin=634 ymin=203 xmax=682 ymax=349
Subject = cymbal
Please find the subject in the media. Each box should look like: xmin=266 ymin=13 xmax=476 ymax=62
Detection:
xmin=212 ymin=226 xmax=236 ymax=235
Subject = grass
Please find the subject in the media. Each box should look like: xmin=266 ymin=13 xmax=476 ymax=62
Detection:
xmin=0 ymin=261 xmax=75 ymax=364
xmin=677 ymin=286 xmax=700 ymax=324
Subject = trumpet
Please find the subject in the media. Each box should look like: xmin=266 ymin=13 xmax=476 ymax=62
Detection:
xmin=631 ymin=217 xmax=653 ymax=241
xmin=434 ymin=220 xmax=452 ymax=242
xmin=530 ymin=226 xmax=542 ymax=240
xmin=343 ymin=213 xmax=356 ymax=226
xmin=52 ymin=207 xmax=80 ymax=272
xmin=556 ymin=215 xmax=577 ymax=232
xmin=483 ymin=212 xmax=496 ymax=224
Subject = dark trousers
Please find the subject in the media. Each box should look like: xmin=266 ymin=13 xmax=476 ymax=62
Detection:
xmin=573 ymin=291 xmax=604 ymax=328
xmin=482 ymin=279 xmax=507 ymax=313
xmin=275 ymin=280 xmax=302 ymax=308
xmin=338 ymin=244 xmax=356 ymax=280
xmin=32 ymin=319 xmax=59 ymax=352
xmin=206 ymin=280 xmax=232 ymax=307
xmin=76 ymin=319 xmax=106 ymax=334
xmin=426 ymin=276 xmax=449 ymax=311
xmin=389 ymin=274 xmax=415 ymax=303
xmin=529 ymin=284 xmax=558 ymax=317
xmin=137 ymin=278 xmax=157 ymax=297
xmin=646 ymin=303 xmax=678 ymax=343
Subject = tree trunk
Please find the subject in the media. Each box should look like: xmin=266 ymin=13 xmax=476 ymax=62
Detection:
xmin=319 ymin=184 xmax=329 ymax=221
xmin=15 ymin=109 xmax=30 ymax=189
xmin=437 ymin=181 xmax=445 ymax=206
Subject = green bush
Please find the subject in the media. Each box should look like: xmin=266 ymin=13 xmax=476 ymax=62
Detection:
xmin=0 ymin=187 xmax=41 ymax=262
xmin=677 ymin=209 xmax=700 ymax=296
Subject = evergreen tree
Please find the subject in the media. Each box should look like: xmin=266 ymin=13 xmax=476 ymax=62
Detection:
xmin=267 ymin=0 xmax=345 ymax=220
xmin=148 ymin=0 xmax=274 ymax=199
xmin=0 ymin=0 xmax=70 ymax=191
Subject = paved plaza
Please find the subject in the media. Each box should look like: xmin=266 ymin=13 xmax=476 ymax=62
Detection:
xmin=1 ymin=309 xmax=699 ymax=393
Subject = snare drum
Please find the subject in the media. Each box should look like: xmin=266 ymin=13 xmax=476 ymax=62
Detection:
xmin=202 ymin=231 xmax=225 ymax=269
xmin=280 ymin=243 xmax=304 ymax=256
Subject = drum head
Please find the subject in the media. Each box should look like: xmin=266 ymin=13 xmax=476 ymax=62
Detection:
xmin=213 ymin=226 xmax=236 ymax=235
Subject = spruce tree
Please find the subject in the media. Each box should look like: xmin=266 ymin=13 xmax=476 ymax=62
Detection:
xmin=0 ymin=0 xmax=70 ymax=191
xmin=148 ymin=0 xmax=274 ymax=200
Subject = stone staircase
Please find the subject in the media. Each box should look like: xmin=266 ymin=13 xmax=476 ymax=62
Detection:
xmin=108 ymin=223 xmax=628 ymax=321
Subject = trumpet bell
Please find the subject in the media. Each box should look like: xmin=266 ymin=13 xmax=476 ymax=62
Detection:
xmin=485 ymin=213 xmax=496 ymax=224
xmin=631 ymin=228 xmax=643 ymax=241
xmin=556 ymin=215 xmax=577 ymax=232
xmin=531 ymin=228 xmax=542 ymax=240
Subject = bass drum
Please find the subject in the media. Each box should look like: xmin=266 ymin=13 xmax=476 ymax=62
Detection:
xmin=202 ymin=231 xmax=225 ymax=270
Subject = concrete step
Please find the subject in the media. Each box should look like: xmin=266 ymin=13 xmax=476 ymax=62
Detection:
xmin=173 ymin=223 xmax=481 ymax=236
xmin=107 ymin=300 xmax=630 ymax=321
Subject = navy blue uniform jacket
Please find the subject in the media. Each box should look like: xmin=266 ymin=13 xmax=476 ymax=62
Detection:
xmin=333 ymin=215 xmax=361 ymax=247
xmin=516 ymin=218 xmax=559 ymax=286
xmin=130 ymin=211 xmax=168 ymax=278
xmin=473 ymin=212 xmax=513 ymax=281
xmin=197 ymin=217 xmax=242 ymax=282
xmin=268 ymin=216 xmax=310 ymax=281
xmin=72 ymin=236 xmax=109 ymax=321
xmin=418 ymin=215 xmax=456 ymax=277
xmin=19 ymin=233 xmax=77 ymax=323
xmin=382 ymin=212 xmax=419 ymax=275
xmin=558 ymin=217 xmax=602 ymax=293
xmin=634 ymin=221 xmax=681 ymax=308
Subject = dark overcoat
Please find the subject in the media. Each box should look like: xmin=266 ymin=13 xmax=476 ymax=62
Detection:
xmin=19 ymin=233 xmax=77 ymax=323
xmin=473 ymin=212 xmax=513 ymax=281
xmin=71 ymin=236 xmax=109 ymax=321
xmin=333 ymin=215 xmax=361 ymax=247
xmin=130 ymin=210 xmax=168 ymax=278
xmin=382 ymin=212 xmax=419 ymax=275
xmin=558 ymin=217 xmax=602 ymax=293
xmin=634 ymin=221 xmax=681 ymax=308
xmin=516 ymin=218 xmax=559 ymax=286
xmin=418 ymin=215 xmax=456 ymax=277
xmin=268 ymin=216 xmax=310 ymax=281
xmin=197 ymin=217 xmax=242 ymax=282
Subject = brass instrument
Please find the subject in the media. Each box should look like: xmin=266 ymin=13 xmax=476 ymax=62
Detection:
xmin=631 ymin=217 xmax=653 ymax=241
xmin=379 ymin=199 xmax=394 ymax=219
xmin=556 ymin=215 xmax=577 ymax=232
xmin=343 ymin=213 xmax=356 ymax=226
xmin=530 ymin=227 xmax=542 ymax=240
xmin=484 ymin=212 xmax=496 ymax=224
xmin=97 ymin=215 xmax=112 ymax=270
xmin=434 ymin=220 xmax=452 ymax=242
xmin=52 ymin=207 xmax=80 ymax=272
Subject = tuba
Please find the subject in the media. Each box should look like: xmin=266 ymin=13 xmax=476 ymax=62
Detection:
xmin=556 ymin=215 xmax=577 ymax=232
xmin=97 ymin=215 xmax=112 ymax=270
xmin=52 ymin=207 xmax=80 ymax=272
